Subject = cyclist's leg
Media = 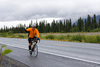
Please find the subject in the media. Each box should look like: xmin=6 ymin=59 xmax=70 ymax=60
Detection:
xmin=28 ymin=38 xmax=32 ymax=52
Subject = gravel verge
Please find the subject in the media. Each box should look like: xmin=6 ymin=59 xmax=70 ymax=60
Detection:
xmin=1 ymin=56 xmax=29 ymax=67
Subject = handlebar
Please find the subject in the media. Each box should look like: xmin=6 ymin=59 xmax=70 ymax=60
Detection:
xmin=31 ymin=38 xmax=40 ymax=43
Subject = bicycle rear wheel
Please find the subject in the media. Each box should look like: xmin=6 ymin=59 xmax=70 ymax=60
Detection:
xmin=34 ymin=44 xmax=38 ymax=57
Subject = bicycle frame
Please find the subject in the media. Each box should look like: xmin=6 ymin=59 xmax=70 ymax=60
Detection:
xmin=30 ymin=38 xmax=40 ymax=57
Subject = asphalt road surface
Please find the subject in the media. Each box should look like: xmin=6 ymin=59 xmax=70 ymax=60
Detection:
xmin=0 ymin=37 xmax=100 ymax=67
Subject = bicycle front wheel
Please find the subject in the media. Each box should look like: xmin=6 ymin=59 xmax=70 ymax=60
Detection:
xmin=34 ymin=44 xmax=38 ymax=57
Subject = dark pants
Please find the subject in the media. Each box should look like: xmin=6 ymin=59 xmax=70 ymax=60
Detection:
xmin=28 ymin=37 xmax=37 ymax=51
xmin=28 ymin=37 xmax=37 ymax=43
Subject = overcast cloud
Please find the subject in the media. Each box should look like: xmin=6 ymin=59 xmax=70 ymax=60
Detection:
xmin=0 ymin=0 xmax=100 ymax=22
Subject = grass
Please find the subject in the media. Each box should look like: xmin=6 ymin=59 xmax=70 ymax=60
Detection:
xmin=40 ymin=34 xmax=100 ymax=43
xmin=45 ymin=35 xmax=54 ymax=39
xmin=0 ymin=32 xmax=100 ymax=44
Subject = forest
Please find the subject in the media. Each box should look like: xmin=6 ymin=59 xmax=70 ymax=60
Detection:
xmin=0 ymin=14 xmax=100 ymax=33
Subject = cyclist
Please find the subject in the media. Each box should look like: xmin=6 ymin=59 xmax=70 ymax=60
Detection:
xmin=24 ymin=25 xmax=40 ymax=55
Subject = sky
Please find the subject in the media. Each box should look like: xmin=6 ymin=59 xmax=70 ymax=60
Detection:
xmin=0 ymin=0 xmax=100 ymax=28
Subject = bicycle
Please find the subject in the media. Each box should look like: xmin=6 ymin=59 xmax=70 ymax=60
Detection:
xmin=30 ymin=38 xmax=40 ymax=57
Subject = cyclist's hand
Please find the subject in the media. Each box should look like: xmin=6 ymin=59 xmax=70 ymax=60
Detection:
xmin=37 ymin=38 xmax=40 ymax=42
xmin=25 ymin=27 xmax=27 ymax=29
xmin=37 ymin=38 xmax=40 ymax=40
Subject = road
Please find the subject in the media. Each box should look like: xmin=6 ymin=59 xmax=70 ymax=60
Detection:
xmin=0 ymin=37 xmax=100 ymax=67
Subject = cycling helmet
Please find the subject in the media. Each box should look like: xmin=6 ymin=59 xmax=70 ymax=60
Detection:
xmin=31 ymin=25 xmax=36 ymax=27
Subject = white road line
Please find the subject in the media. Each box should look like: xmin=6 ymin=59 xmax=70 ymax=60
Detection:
xmin=54 ymin=44 xmax=68 ymax=47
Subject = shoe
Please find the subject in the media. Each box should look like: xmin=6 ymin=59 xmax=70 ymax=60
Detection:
xmin=29 ymin=50 xmax=32 ymax=55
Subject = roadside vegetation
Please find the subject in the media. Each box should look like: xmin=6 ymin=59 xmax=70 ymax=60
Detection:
xmin=41 ymin=34 xmax=100 ymax=43
xmin=0 ymin=45 xmax=12 ymax=67
xmin=0 ymin=32 xmax=100 ymax=44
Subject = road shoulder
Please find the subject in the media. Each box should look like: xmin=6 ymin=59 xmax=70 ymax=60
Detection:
xmin=1 ymin=56 xmax=29 ymax=67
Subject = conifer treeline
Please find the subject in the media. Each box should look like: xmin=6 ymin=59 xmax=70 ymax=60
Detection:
xmin=0 ymin=14 xmax=100 ymax=33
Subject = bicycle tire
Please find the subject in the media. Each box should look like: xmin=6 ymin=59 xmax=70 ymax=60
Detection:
xmin=31 ymin=44 xmax=34 ymax=52
xmin=34 ymin=44 xmax=38 ymax=57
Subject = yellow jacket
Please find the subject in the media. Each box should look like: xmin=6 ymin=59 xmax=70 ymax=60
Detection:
xmin=26 ymin=28 xmax=39 ymax=38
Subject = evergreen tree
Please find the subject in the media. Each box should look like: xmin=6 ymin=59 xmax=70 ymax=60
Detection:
xmin=36 ymin=20 xmax=38 ymax=29
xmin=41 ymin=21 xmax=46 ymax=33
xmin=57 ymin=22 xmax=60 ymax=32
xmin=93 ymin=14 xmax=97 ymax=29
xmin=38 ymin=22 xmax=42 ymax=33
xmin=59 ymin=20 xmax=63 ymax=32
xmin=72 ymin=23 xmax=76 ymax=32
xmin=0 ymin=28 xmax=3 ymax=32
xmin=87 ymin=14 xmax=91 ymax=31
xmin=77 ymin=17 xmax=83 ymax=31
xmin=99 ymin=18 xmax=100 ymax=28
xmin=65 ymin=20 xmax=69 ymax=32
xmin=46 ymin=23 xmax=50 ymax=32
xmin=51 ymin=20 xmax=56 ymax=32
xmin=69 ymin=19 xmax=72 ymax=32
xmin=91 ymin=18 xmax=94 ymax=30
xmin=63 ymin=20 xmax=66 ymax=32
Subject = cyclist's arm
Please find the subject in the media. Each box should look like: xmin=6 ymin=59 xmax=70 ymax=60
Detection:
xmin=24 ymin=28 xmax=27 ymax=32
xmin=24 ymin=28 xmax=30 ymax=32
xmin=36 ymin=29 xmax=39 ymax=38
